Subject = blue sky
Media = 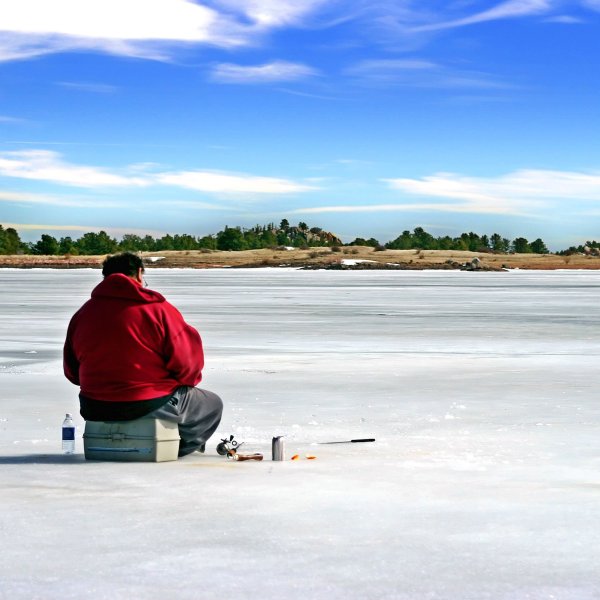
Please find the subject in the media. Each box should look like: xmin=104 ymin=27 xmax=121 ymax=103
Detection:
xmin=1 ymin=0 xmax=600 ymax=250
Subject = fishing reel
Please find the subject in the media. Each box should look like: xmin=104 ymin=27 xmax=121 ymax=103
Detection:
xmin=216 ymin=434 xmax=244 ymax=457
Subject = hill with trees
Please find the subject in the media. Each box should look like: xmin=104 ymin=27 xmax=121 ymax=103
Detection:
xmin=0 ymin=221 xmax=575 ymax=257
xmin=0 ymin=220 xmax=342 ymax=256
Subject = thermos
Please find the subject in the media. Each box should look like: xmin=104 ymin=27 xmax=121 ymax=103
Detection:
xmin=271 ymin=436 xmax=285 ymax=461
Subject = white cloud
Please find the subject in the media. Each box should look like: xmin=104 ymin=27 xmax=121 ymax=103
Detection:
xmin=292 ymin=202 xmax=525 ymax=215
xmin=156 ymin=170 xmax=316 ymax=194
xmin=209 ymin=0 xmax=331 ymax=27
xmin=0 ymin=1 xmax=228 ymax=62
xmin=0 ymin=190 xmax=62 ymax=207
xmin=0 ymin=150 xmax=315 ymax=196
xmin=411 ymin=0 xmax=552 ymax=32
xmin=385 ymin=169 xmax=600 ymax=202
xmin=2 ymin=222 xmax=167 ymax=238
xmin=211 ymin=60 xmax=318 ymax=83
xmin=294 ymin=167 xmax=600 ymax=217
xmin=0 ymin=0 xmax=333 ymax=62
xmin=0 ymin=0 xmax=587 ymax=65
xmin=1 ymin=222 xmax=84 ymax=231
xmin=0 ymin=149 xmax=316 ymax=194
xmin=0 ymin=150 xmax=148 ymax=187
xmin=345 ymin=58 xmax=509 ymax=90
xmin=0 ymin=0 xmax=217 ymax=41
xmin=0 ymin=190 xmax=231 ymax=211
xmin=379 ymin=168 xmax=600 ymax=216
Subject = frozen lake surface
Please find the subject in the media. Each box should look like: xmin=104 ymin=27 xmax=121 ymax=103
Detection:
xmin=1 ymin=268 xmax=599 ymax=599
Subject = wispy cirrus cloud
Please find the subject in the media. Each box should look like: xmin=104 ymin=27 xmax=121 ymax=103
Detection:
xmin=345 ymin=58 xmax=437 ymax=78
xmin=0 ymin=189 xmax=230 ymax=211
xmin=409 ymin=0 xmax=553 ymax=33
xmin=208 ymin=0 xmax=332 ymax=27
xmin=0 ymin=1 xmax=596 ymax=66
xmin=1 ymin=222 xmax=167 ymax=238
xmin=210 ymin=60 xmax=318 ymax=83
xmin=345 ymin=58 xmax=510 ymax=90
xmin=0 ymin=149 xmax=316 ymax=195
xmin=0 ymin=150 xmax=148 ymax=187
xmin=156 ymin=169 xmax=316 ymax=194
xmin=293 ymin=168 xmax=600 ymax=217
xmin=544 ymin=14 xmax=586 ymax=22
xmin=1 ymin=222 xmax=96 ymax=231
xmin=0 ymin=0 xmax=591 ymax=66
xmin=0 ymin=189 xmax=122 ymax=208
xmin=290 ymin=203 xmax=505 ymax=215
xmin=348 ymin=1 xmax=591 ymax=48
xmin=385 ymin=169 xmax=600 ymax=203
xmin=56 ymin=81 xmax=118 ymax=93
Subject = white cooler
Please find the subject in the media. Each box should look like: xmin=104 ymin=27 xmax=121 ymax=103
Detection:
xmin=83 ymin=418 xmax=180 ymax=462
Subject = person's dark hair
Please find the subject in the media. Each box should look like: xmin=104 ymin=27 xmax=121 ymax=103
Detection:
xmin=102 ymin=252 xmax=145 ymax=278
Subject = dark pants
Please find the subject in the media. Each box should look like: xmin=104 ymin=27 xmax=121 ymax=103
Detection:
xmin=148 ymin=386 xmax=223 ymax=457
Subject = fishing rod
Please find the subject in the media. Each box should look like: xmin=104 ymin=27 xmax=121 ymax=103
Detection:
xmin=318 ymin=438 xmax=375 ymax=444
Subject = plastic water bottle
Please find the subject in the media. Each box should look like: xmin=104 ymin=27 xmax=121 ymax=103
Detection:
xmin=62 ymin=413 xmax=75 ymax=454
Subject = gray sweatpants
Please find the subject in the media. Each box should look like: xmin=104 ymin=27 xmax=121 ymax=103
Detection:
xmin=148 ymin=386 xmax=223 ymax=457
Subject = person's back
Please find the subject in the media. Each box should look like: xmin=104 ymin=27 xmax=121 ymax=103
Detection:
xmin=65 ymin=271 xmax=203 ymax=402
xmin=64 ymin=252 xmax=222 ymax=456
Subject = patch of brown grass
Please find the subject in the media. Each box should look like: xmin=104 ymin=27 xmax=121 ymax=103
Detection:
xmin=1 ymin=248 xmax=599 ymax=270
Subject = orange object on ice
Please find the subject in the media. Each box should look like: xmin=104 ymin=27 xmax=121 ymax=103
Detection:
xmin=291 ymin=454 xmax=300 ymax=460
xmin=305 ymin=455 xmax=317 ymax=460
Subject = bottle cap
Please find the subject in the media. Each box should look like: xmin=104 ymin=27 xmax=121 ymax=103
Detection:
xmin=65 ymin=413 xmax=72 ymax=418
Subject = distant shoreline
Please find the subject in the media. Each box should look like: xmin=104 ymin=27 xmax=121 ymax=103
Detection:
xmin=1 ymin=247 xmax=600 ymax=271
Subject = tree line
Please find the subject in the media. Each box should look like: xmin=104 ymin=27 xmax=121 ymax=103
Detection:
xmin=0 ymin=220 xmax=339 ymax=255
xmin=2 ymin=220 xmax=591 ymax=256
xmin=367 ymin=227 xmax=550 ymax=254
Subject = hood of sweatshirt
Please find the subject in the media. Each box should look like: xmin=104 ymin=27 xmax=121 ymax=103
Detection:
xmin=90 ymin=273 xmax=166 ymax=304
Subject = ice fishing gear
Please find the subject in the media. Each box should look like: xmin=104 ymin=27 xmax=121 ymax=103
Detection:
xmin=216 ymin=434 xmax=262 ymax=461
xmin=272 ymin=436 xmax=285 ymax=461
xmin=216 ymin=434 xmax=244 ymax=456
xmin=318 ymin=438 xmax=375 ymax=444
xmin=230 ymin=453 xmax=263 ymax=461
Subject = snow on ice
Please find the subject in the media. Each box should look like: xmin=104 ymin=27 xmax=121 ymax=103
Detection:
xmin=1 ymin=268 xmax=599 ymax=599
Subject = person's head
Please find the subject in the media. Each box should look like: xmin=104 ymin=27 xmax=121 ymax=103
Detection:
xmin=102 ymin=252 xmax=145 ymax=284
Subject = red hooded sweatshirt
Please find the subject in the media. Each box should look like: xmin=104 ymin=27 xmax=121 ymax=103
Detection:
xmin=63 ymin=273 xmax=203 ymax=402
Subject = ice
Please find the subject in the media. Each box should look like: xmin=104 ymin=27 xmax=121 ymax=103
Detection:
xmin=1 ymin=268 xmax=599 ymax=599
